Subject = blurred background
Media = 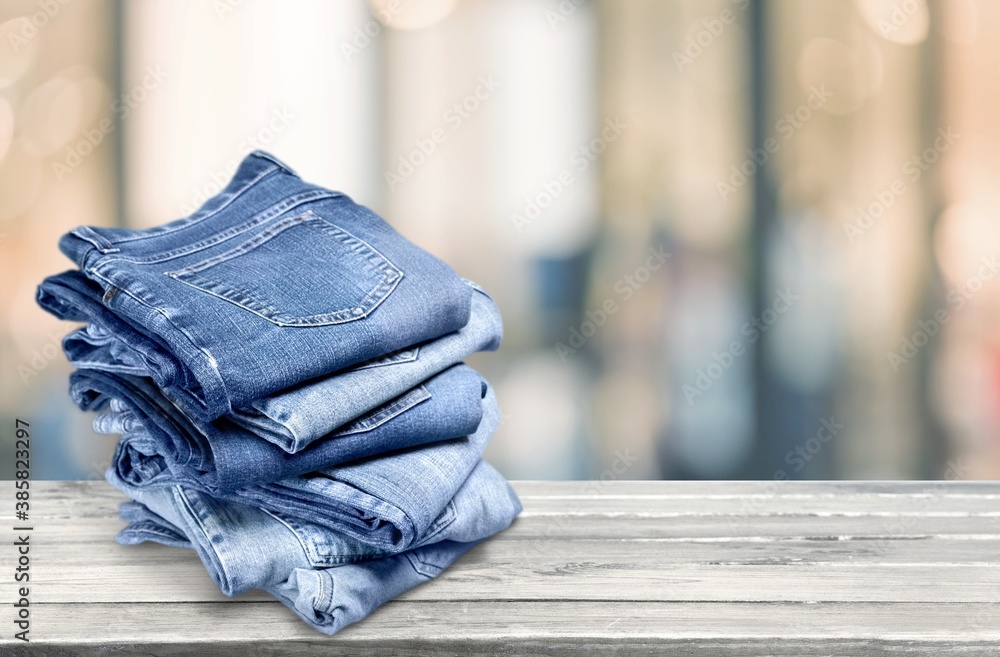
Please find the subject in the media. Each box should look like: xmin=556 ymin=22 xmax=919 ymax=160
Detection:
xmin=1 ymin=0 xmax=998 ymax=481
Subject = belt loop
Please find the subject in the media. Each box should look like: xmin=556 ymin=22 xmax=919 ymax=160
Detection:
xmin=70 ymin=226 xmax=120 ymax=254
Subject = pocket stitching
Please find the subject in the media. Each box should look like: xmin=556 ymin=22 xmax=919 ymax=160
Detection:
xmin=107 ymin=190 xmax=338 ymax=264
xmin=164 ymin=211 xmax=403 ymax=327
xmin=329 ymin=385 xmax=431 ymax=438
xmin=413 ymin=499 xmax=458 ymax=552
xmin=263 ymin=508 xmax=381 ymax=567
xmin=352 ymin=346 xmax=421 ymax=371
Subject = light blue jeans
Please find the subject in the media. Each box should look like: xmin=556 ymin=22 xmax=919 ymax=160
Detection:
xmin=92 ymin=364 xmax=486 ymax=493
xmin=73 ymin=281 xmax=501 ymax=460
xmin=110 ymin=382 xmax=500 ymax=553
xmin=115 ymin=459 xmax=521 ymax=635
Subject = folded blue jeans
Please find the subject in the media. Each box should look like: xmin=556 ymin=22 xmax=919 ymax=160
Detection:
xmin=110 ymin=381 xmax=499 ymax=552
xmin=114 ymin=459 xmax=521 ymax=635
xmin=87 ymin=364 xmax=485 ymax=493
xmin=37 ymin=151 xmax=472 ymax=422
xmin=69 ymin=281 xmax=501 ymax=454
xmin=227 ymin=282 xmax=500 ymax=452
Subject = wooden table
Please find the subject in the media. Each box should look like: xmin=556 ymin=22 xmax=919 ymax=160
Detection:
xmin=2 ymin=480 xmax=999 ymax=655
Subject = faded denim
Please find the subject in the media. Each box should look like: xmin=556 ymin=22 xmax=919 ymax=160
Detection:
xmin=68 ymin=281 xmax=501 ymax=454
xmin=37 ymin=151 xmax=472 ymax=422
xmin=114 ymin=458 xmax=521 ymax=635
xmin=109 ymin=380 xmax=499 ymax=552
xmin=84 ymin=364 xmax=486 ymax=493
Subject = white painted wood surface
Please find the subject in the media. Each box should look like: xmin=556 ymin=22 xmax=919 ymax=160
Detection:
xmin=1 ymin=480 xmax=999 ymax=655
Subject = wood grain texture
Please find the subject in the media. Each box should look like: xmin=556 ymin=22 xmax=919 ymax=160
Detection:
xmin=1 ymin=480 xmax=998 ymax=656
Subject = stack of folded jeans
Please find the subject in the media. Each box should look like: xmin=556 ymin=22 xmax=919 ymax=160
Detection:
xmin=35 ymin=151 xmax=521 ymax=634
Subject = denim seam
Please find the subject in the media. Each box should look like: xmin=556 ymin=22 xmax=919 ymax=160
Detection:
xmin=250 ymin=150 xmax=298 ymax=174
xmin=261 ymin=508 xmax=319 ymax=566
xmin=125 ymin=525 xmax=186 ymax=542
xmin=70 ymin=360 xmax=147 ymax=372
xmin=416 ymin=500 xmax=458 ymax=547
xmin=106 ymin=378 xmax=196 ymax=466
xmin=316 ymin=570 xmax=327 ymax=615
xmin=88 ymin=269 xmax=228 ymax=416
xmin=175 ymin=487 xmax=233 ymax=594
xmin=261 ymin=508 xmax=379 ymax=567
xmin=162 ymin=212 xmax=353 ymax=276
xmin=71 ymin=226 xmax=120 ymax=254
xmin=105 ymin=190 xmax=338 ymax=264
xmin=330 ymin=385 xmax=431 ymax=437
xmin=167 ymin=264 xmax=400 ymax=328
xmin=163 ymin=211 xmax=404 ymax=327
xmin=404 ymin=551 xmax=442 ymax=579
xmin=323 ymin=570 xmax=336 ymax=616
xmin=256 ymin=481 xmax=414 ymax=551
xmin=64 ymin=314 xmax=172 ymax=381
xmin=106 ymin=165 xmax=279 ymax=245
xmin=352 ymin=346 xmax=421 ymax=371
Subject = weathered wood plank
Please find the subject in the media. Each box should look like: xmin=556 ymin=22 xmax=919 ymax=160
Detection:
xmin=2 ymin=481 xmax=997 ymax=655
xmin=20 ymin=516 xmax=1000 ymax=561
xmin=11 ymin=521 xmax=1000 ymax=605
xmin=499 ymin=514 xmax=1000 ymax=538
xmin=18 ymin=560 xmax=1000 ymax=604
xmin=14 ymin=512 xmax=1000 ymax=540
xmin=519 ymin=495 xmax=1000 ymax=515
xmin=3 ymin=601 xmax=999 ymax=657
xmin=8 ymin=480 xmax=1000 ymax=520
xmin=513 ymin=480 xmax=1000 ymax=496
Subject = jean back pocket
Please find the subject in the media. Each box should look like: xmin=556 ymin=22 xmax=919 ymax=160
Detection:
xmin=264 ymin=508 xmax=388 ymax=567
xmin=166 ymin=211 xmax=402 ymax=327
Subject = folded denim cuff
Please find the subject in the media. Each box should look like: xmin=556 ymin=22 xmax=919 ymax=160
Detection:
xmin=235 ymin=284 xmax=503 ymax=452
xmin=234 ymin=380 xmax=499 ymax=551
xmin=268 ymin=540 xmax=480 ymax=636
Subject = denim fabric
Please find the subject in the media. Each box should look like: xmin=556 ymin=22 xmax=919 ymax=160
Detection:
xmin=270 ymin=540 xmax=483 ymax=635
xmin=66 ymin=281 xmax=501 ymax=453
xmin=37 ymin=151 xmax=472 ymax=422
xmin=112 ymin=459 xmax=522 ymax=637
xmin=228 ymin=282 xmax=501 ymax=452
xmin=225 ymin=382 xmax=498 ymax=550
xmin=83 ymin=364 xmax=485 ymax=493
xmin=111 ymin=380 xmax=499 ymax=553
